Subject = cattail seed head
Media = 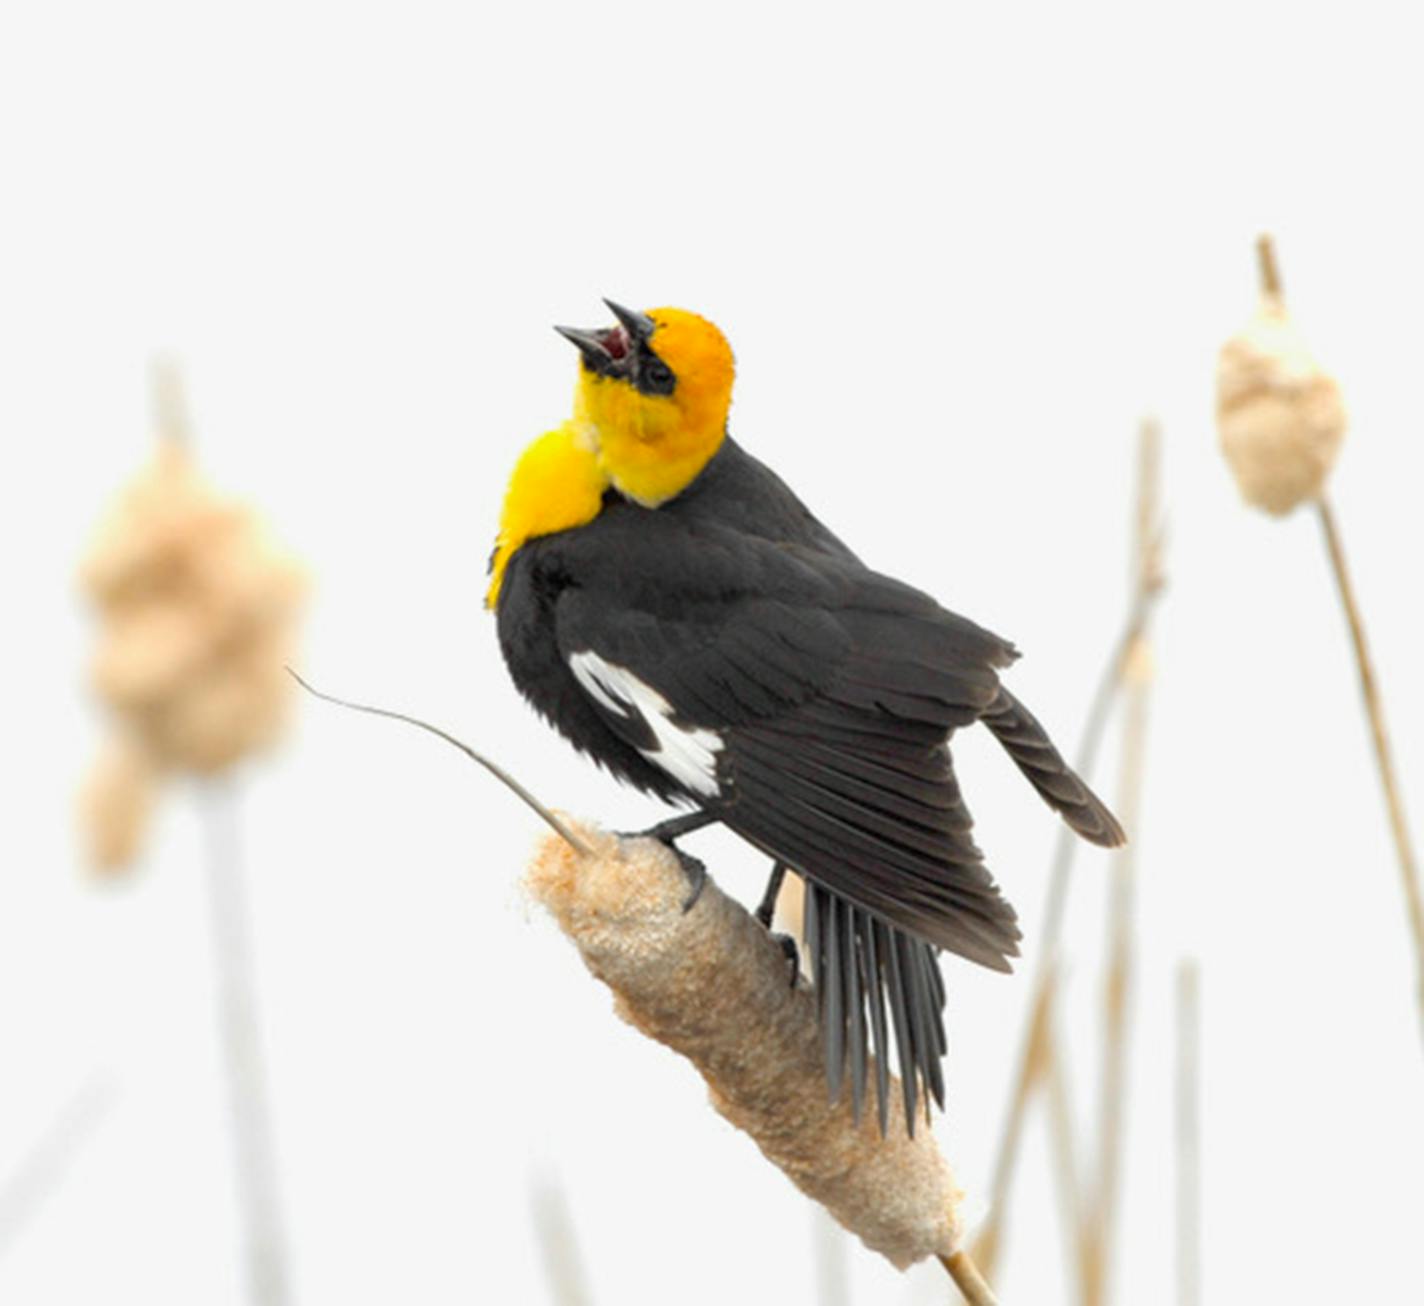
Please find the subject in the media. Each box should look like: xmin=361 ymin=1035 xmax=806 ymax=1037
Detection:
xmin=1216 ymin=290 xmax=1346 ymax=516
xmin=79 ymin=439 xmax=305 ymax=870
xmin=527 ymin=825 xmax=965 ymax=1270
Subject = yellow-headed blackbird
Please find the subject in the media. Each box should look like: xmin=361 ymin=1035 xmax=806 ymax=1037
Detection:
xmin=488 ymin=301 xmax=1123 ymax=1132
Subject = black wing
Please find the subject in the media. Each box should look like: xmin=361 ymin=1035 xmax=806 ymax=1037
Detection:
xmin=551 ymin=535 xmax=1020 ymax=965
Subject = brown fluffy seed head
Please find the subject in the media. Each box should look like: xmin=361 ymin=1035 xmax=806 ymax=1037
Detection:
xmin=526 ymin=824 xmax=964 ymax=1270
xmin=79 ymin=440 xmax=306 ymax=870
xmin=1216 ymin=293 xmax=1346 ymax=515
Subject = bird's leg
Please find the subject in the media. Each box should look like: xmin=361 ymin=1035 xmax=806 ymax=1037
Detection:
xmin=634 ymin=807 xmax=722 ymax=844
xmin=755 ymin=861 xmax=801 ymax=987
xmin=754 ymin=861 xmax=788 ymax=928
xmin=620 ymin=805 xmax=725 ymax=914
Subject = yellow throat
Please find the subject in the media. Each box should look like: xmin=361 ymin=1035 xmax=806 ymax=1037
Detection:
xmin=575 ymin=307 xmax=735 ymax=507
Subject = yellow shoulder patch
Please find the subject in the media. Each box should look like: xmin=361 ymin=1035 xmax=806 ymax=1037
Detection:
xmin=486 ymin=424 xmax=609 ymax=610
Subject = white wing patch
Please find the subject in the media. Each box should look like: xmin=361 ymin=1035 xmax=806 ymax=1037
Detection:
xmin=568 ymin=650 xmax=724 ymax=798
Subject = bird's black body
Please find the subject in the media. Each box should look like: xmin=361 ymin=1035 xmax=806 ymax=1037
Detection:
xmin=499 ymin=439 xmax=864 ymax=798
xmin=498 ymin=436 xmax=1121 ymax=1130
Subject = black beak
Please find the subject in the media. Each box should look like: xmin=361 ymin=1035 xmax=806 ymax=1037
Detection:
xmin=555 ymin=300 xmax=655 ymax=377
xmin=603 ymin=299 xmax=656 ymax=343
xmin=553 ymin=324 xmax=615 ymax=368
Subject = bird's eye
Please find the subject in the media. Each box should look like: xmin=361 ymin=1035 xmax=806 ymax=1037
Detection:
xmin=642 ymin=358 xmax=675 ymax=393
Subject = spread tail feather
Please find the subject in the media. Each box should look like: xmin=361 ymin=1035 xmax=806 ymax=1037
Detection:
xmin=980 ymin=687 xmax=1126 ymax=848
xmin=804 ymin=881 xmax=947 ymax=1136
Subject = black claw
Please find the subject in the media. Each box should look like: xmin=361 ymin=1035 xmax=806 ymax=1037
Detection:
xmin=673 ymin=848 xmax=707 ymax=913
xmin=773 ymin=932 xmax=801 ymax=986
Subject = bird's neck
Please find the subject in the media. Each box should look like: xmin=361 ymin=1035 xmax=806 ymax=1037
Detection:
xmin=573 ymin=373 xmax=727 ymax=508
xmin=486 ymin=424 xmax=608 ymax=609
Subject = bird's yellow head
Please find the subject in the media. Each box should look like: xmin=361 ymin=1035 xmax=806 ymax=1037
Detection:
xmin=558 ymin=301 xmax=735 ymax=507
xmin=485 ymin=302 xmax=734 ymax=611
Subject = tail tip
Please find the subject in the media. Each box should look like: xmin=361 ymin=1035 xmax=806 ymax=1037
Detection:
xmin=1080 ymin=802 xmax=1127 ymax=848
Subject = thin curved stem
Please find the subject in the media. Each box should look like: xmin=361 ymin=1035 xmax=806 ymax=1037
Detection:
xmin=288 ymin=669 xmax=592 ymax=857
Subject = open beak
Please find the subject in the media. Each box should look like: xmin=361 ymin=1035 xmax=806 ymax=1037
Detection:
xmin=554 ymin=299 xmax=655 ymax=377
xmin=553 ymin=324 xmax=619 ymax=370
xmin=602 ymin=299 xmax=655 ymax=343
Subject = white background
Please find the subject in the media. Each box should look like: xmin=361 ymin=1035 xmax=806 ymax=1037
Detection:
xmin=3 ymin=2 xmax=1424 ymax=1303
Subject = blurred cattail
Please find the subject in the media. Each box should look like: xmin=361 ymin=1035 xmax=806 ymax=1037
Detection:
xmin=78 ymin=393 xmax=305 ymax=872
xmin=1217 ymin=236 xmax=1424 ymax=1055
xmin=1215 ymin=237 xmax=1346 ymax=515
xmin=78 ymin=735 xmax=161 ymax=870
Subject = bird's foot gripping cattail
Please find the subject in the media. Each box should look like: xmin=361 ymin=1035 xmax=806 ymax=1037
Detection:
xmin=618 ymin=805 xmax=724 ymax=910
xmin=526 ymin=823 xmax=967 ymax=1271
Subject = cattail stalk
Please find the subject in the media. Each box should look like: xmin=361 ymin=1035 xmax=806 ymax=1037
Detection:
xmin=1175 ymin=960 xmax=1201 ymax=1306
xmin=0 ymin=1074 xmax=115 ymax=1256
xmin=1083 ymin=420 xmax=1160 ymax=1306
xmin=529 ymin=1176 xmax=595 ymax=1306
xmin=812 ymin=1205 xmax=852 ymax=1306
xmin=1043 ymin=1007 xmax=1087 ymax=1293
xmin=201 ymin=780 xmax=293 ymax=1306
xmin=939 ymin=1250 xmax=999 ymax=1305
xmin=1316 ymin=497 xmax=1424 ymax=1042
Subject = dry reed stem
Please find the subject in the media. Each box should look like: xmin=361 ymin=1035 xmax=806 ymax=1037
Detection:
xmin=1083 ymin=420 xmax=1161 ymax=1306
xmin=939 ymin=1250 xmax=999 ymax=1305
xmin=1316 ymin=498 xmax=1424 ymax=1046
xmin=529 ymin=1176 xmax=595 ymax=1306
xmin=1255 ymin=233 xmax=1282 ymax=299
xmin=1175 ymin=960 xmax=1201 ymax=1306
xmin=971 ymin=443 xmax=1165 ymax=1291
xmin=526 ymin=824 xmax=973 ymax=1274
xmin=1043 ymin=1009 xmax=1088 ymax=1297
xmin=972 ymin=967 xmax=1055 ymax=1277
xmin=201 ymin=780 xmax=292 ymax=1306
xmin=811 ymin=1205 xmax=852 ymax=1306
xmin=0 ymin=1074 xmax=115 ymax=1256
